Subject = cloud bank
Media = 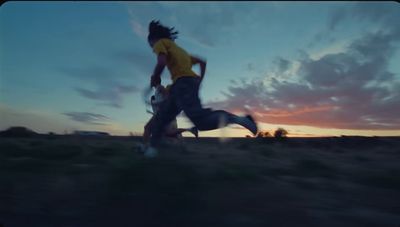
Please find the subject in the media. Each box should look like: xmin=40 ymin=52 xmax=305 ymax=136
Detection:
xmin=63 ymin=112 xmax=110 ymax=125
xmin=59 ymin=66 xmax=139 ymax=108
xmin=207 ymin=4 xmax=400 ymax=130
xmin=125 ymin=2 xmax=256 ymax=47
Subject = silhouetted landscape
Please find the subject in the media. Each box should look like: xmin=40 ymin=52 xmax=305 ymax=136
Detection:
xmin=1 ymin=127 xmax=400 ymax=226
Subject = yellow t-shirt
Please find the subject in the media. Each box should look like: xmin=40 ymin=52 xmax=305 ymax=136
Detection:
xmin=152 ymin=38 xmax=198 ymax=83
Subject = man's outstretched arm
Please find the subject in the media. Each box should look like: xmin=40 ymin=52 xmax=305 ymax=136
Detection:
xmin=151 ymin=54 xmax=167 ymax=87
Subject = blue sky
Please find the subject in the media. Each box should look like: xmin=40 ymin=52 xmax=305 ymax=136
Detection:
xmin=1 ymin=2 xmax=400 ymax=137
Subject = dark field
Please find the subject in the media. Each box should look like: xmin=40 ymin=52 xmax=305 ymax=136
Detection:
xmin=1 ymin=136 xmax=400 ymax=227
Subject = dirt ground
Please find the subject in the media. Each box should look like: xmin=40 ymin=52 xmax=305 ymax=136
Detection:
xmin=1 ymin=135 xmax=400 ymax=227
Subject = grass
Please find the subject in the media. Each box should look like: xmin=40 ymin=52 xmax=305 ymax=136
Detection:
xmin=258 ymin=147 xmax=276 ymax=157
xmin=353 ymin=155 xmax=371 ymax=162
xmin=0 ymin=141 xmax=31 ymax=158
xmin=95 ymin=142 xmax=126 ymax=156
xmin=33 ymin=144 xmax=83 ymax=160
xmin=127 ymin=160 xmax=199 ymax=189
xmin=259 ymin=167 xmax=293 ymax=178
xmin=1 ymin=136 xmax=400 ymax=227
xmin=293 ymin=158 xmax=336 ymax=178
xmin=0 ymin=157 xmax=54 ymax=173
xmin=354 ymin=171 xmax=400 ymax=190
xmin=0 ymin=139 xmax=83 ymax=160
xmin=210 ymin=163 xmax=261 ymax=182
xmin=236 ymin=141 xmax=252 ymax=150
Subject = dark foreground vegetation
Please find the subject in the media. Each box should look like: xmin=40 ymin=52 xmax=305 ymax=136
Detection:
xmin=1 ymin=134 xmax=400 ymax=227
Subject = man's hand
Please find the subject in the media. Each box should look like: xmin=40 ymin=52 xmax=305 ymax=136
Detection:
xmin=191 ymin=55 xmax=207 ymax=82
xmin=151 ymin=75 xmax=161 ymax=87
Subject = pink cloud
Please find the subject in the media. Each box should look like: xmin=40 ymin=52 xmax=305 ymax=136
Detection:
xmin=206 ymin=27 xmax=400 ymax=131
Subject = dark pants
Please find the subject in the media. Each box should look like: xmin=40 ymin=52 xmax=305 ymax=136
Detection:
xmin=150 ymin=76 xmax=235 ymax=147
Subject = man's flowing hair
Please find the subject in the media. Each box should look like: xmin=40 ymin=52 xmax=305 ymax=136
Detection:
xmin=147 ymin=20 xmax=179 ymax=43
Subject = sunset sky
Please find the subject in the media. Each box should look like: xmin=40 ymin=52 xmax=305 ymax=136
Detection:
xmin=1 ymin=1 xmax=400 ymax=137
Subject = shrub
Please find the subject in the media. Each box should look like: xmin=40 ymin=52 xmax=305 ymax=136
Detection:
xmin=256 ymin=131 xmax=272 ymax=138
xmin=274 ymin=128 xmax=288 ymax=138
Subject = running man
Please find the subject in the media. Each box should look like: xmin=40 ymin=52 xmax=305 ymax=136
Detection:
xmin=145 ymin=20 xmax=258 ymax=157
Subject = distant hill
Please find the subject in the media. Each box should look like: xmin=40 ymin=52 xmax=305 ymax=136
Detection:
xmin=0 ymin=126 xmax=39 ymax=138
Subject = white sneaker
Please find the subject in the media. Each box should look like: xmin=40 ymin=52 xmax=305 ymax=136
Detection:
xmin=144 ymin=146 xmax=158 ymax=158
